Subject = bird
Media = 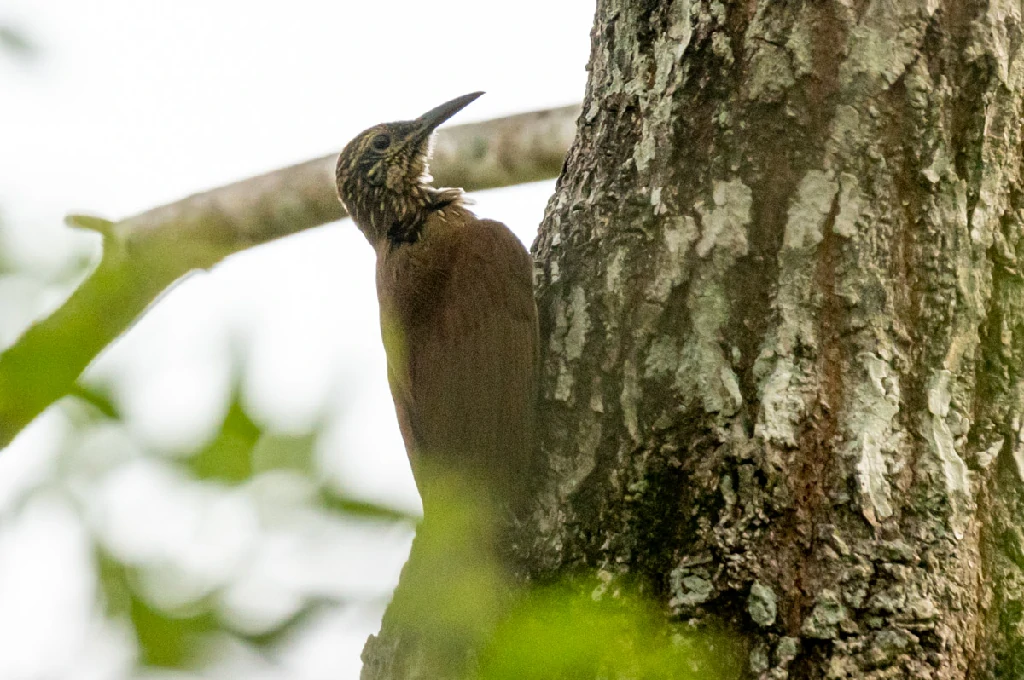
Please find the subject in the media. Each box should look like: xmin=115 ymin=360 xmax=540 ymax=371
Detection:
xmin=335 ymin=92 xmax=539 ymax=522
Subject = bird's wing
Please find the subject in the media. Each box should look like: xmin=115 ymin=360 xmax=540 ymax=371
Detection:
xmin=382 ymin=215 xmax=538 ymax=510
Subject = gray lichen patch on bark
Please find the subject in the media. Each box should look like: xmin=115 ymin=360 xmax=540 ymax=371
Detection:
xmin=838 ymin=0 xmax=938 ymax=94
xmin=669 ymin=179 xmax=752 ymax=417
xmin=644 ymin=216 xmax=699 ymax=305
xmin=636 ymin=2 xmax=696 ymax=174
xmin=745 ymin=41 xmax=795 ymax=104
xmin=923 ymin=369 xmax=972 ymax=534
xmin=618 ymin=358 xmax=642 ymax=442
xmin=977 ymin=0 xmax=1024 ymax=85
xmin=675 ymin=276 xmax=744 ymax=417
xmin=847 ymin=353 xmax=901 ymax=525
xmin=833 ymin=173 xmax=866 ymax=238
xmin=550 ymin=285 xmax=590 ymax=404
xmin=801 ymin=589 xmax=850 ymax=640
xmin=695 ymin=179 xmax=751 ymax=259
xmin=756 ymin=356 xmax=809 ymax=448
xmin=783 ymin=170 xmax=837 ymax=250
xmin=754 ymin=166 xmax=836 ymax=448
xmin=748 ymin=581 xmax=779 ymax=628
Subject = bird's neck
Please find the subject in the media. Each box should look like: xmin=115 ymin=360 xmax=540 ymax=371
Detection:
xmin=351 ymin=184 xmax=464 ymax=247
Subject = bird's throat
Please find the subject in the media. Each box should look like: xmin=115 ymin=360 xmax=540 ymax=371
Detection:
xmin=350 ymin=185 xmax=464 ymax=248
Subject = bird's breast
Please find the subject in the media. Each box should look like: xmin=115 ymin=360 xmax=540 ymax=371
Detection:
xmin=375 ymin=221 xmax=456 ymax=334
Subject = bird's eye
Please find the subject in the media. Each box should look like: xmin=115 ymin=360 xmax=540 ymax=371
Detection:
xmin=371 ymin=133 xmax=391 ymax=151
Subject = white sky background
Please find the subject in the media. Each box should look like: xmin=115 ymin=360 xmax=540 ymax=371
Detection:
xmin=0 ymin=2 xmax=594 ymax=678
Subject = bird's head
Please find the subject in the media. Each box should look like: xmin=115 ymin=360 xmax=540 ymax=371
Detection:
xmin=335 ymin=91 xmax=483 ymax=245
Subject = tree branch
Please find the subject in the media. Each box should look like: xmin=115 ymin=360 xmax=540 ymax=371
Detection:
xmin=0 ymin=104 xmax=579 ymax=449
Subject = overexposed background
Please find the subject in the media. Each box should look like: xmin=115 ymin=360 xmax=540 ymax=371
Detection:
xmin=0 ymin=2 xmax=593 ymax=678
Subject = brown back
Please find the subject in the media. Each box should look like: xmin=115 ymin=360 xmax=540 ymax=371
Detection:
xmin=375 ymin=205 xmax=538 ymax=515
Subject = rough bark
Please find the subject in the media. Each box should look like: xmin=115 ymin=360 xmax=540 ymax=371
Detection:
xmin=525 ymin=1 xmax=1024 ymax=678
xmin=0 ymin=104 xmax=577 ymax=450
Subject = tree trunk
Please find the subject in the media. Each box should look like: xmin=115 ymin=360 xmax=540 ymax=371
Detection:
xmin=529 ymin=0 xmax=1024 ymax=678
xmin=363 ymin=1 xmax=1024 ymax=678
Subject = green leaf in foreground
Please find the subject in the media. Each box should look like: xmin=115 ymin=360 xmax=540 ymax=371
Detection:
xmin=479 ymin=585 xmax=745 ymax=680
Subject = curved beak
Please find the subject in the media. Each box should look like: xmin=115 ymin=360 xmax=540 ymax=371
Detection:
xmin=416 ymin=91 xmax=484 ymax=132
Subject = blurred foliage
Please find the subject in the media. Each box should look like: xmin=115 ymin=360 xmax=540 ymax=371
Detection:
xmin=0 ymin=23 xmax=35 ymax=61
xmin=68 ymin=382 xmax=121 ymax=420
xmin=7 ymin=370 xmax=741 ymax=678
xmin=97 ymin=550 xmax=219 ymax=668
xmin=97 ymin=546 xmax=341 ymax=668
xmin=188 ymin=393 xmax=261 ymax=482
xmin=376 ymin=477 xmax=507 ymax=677
xmin=64 ymin=381 xmax=408 ymax=671
xmin=367 ymin=474 xmax=744 ymax=679
xmin=480 ymin=586 xmax=744 ymax=680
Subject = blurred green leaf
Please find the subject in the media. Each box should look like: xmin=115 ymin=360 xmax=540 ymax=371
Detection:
xmin=186 ymin=390 xmax=415 ymax=522
xmin=479 ymin=585 xmax=744 ymax=680
xmin=244 ymin=599 xmax=347 ymax=648
xmin=130 ymin=595 xmax=219 ymax=668
xmin=0 ymin=24 xmax=35 ymax=60
xmin=97 ymin=550 xmax=217 ymax=668
xmin=252 ymin=430 xmax=317 ymax=475
xmin=68 ymin=381 xmax=121 ymax=420
xmin=318 ymin=487 xmax=417 ymax=523
xmin=65 ymin=213 xmax=116 ymax=236
xmin=98 ymin=546 xmax=352 ymax=667
xmin=364 ymin=476 xmax=509 ymax=678
xmin=187 ymin=393 xmax=261 ymax=482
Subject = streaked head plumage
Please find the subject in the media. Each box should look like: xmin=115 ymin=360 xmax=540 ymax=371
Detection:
xmin=335 ymin=92 xmax=483 ymax=245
